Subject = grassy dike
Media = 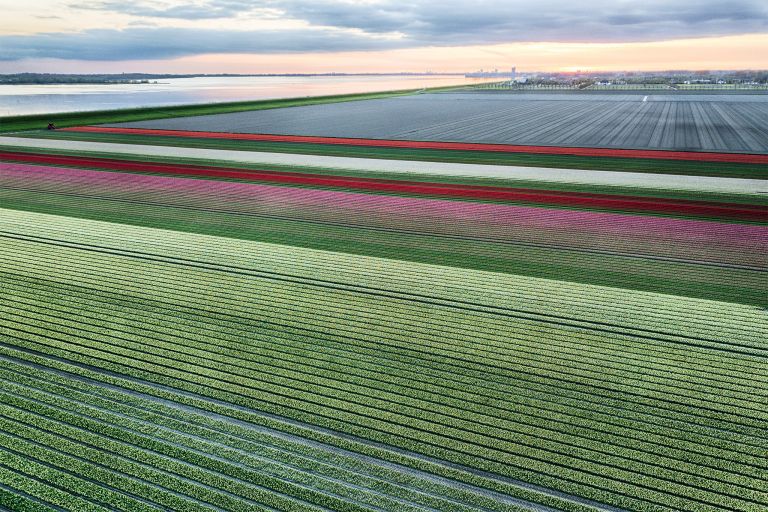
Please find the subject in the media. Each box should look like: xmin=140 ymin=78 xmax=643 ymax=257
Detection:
xmin=0 ymin=85 xmax=470 ymax=133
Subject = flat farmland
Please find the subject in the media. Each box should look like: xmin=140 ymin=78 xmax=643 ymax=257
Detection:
xmin=1 ymin=87 xmax=766 ymax=511
xmin=108 ymin=92 xmax=768 ymax=153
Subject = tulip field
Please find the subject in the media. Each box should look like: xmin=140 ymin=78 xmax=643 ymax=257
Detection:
xmin=0 ymin=99 xmax=766 ymax=512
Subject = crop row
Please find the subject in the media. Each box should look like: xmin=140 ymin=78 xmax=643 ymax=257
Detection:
xmin=4 ymin=283 xmax=767 ymax=482
xmin=5 ymin=269 xmax=763 ymax=471
xmin=0 ymin=382 xmax=459 ymax=512
xmin=0 ymin=479 xmax=58 ymax=512
xmin=2 ymin=178 xmax=763 ymax=304
xmin=1 ymin=163 xmax=764 ymax=266
xmin=0 ymin=218 xmax=756 ymax=338
xmin=6 ymin=294 xmax=760 ymax=458
xmin=5 ymin=273 xmax=760 ymax=400
xmin=4 ymin=269 xmax=766 ymax=461
xmin=0 ymin=150 xmax=763 ymax=220
xmin=2 ymin=324 xmax=760 ymax=512
xmin=6 ymin=242 xmax=760 ymax=360
xmin=1 ymin=217 xmax=763 ymax=347
xmin=0 ymin=373 xmax=533 ymax=512
xmin=1 ymin=200 xmax=766 ymax=512
xmin=4 ymin=304 xmax=752 ymax=510
xmin=4 ymin=286 xmax=760 ymax=458
xmin=3 ymin=189 xmax=762 ymax=308
xmin=68 ymin=100 xmax=768 ymax=157
xmin=0 ymin=234 xmax=764 ymax=510
xmin=0 ymin=401 xmax=314 ymax=512
xmin=2 ymin=331 xmax=759 ymax=512
xmin=0 ymin=340 xmax=605 ymax=512
xmin=22 ymin=125 xmax=768 ymax=181
xmin=0 ymin=361 xmax=518 ymax=512
xmin=1 ymin=228 xmax=760 ymax=388
xmin=2 ymin=258 xmax=764 ymax=421
xmin=1 ymin=181 xmax=761 ymax=298
xmin=2 ymin=167 xmax=758 ymax=252
xmin=6 ymin=191 xmax=762 ymax=297
xmin=3 ymin=247 xmax=765 ymax=411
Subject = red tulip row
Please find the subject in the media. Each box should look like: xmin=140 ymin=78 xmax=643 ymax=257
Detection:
xmin=1 ymin=150 xmax=763 ymax=221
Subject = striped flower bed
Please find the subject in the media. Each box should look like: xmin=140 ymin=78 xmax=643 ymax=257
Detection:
xmin=1 ymin=161 xmax=765 ymax=308
xmin=1 ymin=162 xmax=765 ymax=266
xmin=1 ymin=150 xmax=764 ymax=221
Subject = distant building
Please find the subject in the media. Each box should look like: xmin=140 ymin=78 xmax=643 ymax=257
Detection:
xmin=465 ymin=66 xmax=517 ymax=79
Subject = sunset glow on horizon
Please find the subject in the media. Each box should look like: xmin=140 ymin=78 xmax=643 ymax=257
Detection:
xmin=0 ymin=1 xmax=766 ymax=74
xmin=5 ymin=33 xmax=767 ymax=75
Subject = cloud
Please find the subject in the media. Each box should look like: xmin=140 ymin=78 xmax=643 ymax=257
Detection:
xmin=4 ymin=0 xmax=767 ymax=61
xmin=70 ymin=0 xmax=257 ymax=20
xmin=271 ymin=0 xmax=768 ymax=44
xmin=67 ymin=0 xmax=768 ymax=42
xmin=0 ymin=27 xmax=406 ymax=61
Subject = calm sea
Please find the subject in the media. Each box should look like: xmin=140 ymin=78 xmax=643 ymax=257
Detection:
xmin=0 ymin=75 xmax=489 ymax=117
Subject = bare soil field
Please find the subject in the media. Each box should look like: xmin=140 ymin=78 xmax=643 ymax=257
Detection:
xmin=107 ymin=92 xmax=768 ymax=153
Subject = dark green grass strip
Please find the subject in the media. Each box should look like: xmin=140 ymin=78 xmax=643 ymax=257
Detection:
xmin=17 ymin=129 xmax=768 ymax=180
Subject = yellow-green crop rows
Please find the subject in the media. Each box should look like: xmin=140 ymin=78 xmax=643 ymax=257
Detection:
xmin=0 ymin=206 xmax=765 ymax=512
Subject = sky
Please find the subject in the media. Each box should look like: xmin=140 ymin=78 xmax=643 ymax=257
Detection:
xmin=0 ymin=0 xmax=766 ymax=73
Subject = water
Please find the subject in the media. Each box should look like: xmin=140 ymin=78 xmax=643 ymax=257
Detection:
xmin=0 ymin=75 xmax=489 ymax=117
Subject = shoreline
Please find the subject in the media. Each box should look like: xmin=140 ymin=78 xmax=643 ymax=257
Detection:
xmin=0 ymin=84 xmax=472 ymax=132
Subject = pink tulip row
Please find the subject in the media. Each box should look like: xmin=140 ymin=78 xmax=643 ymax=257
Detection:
xmin=2 ymin=162 xmax=764 ymax=266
